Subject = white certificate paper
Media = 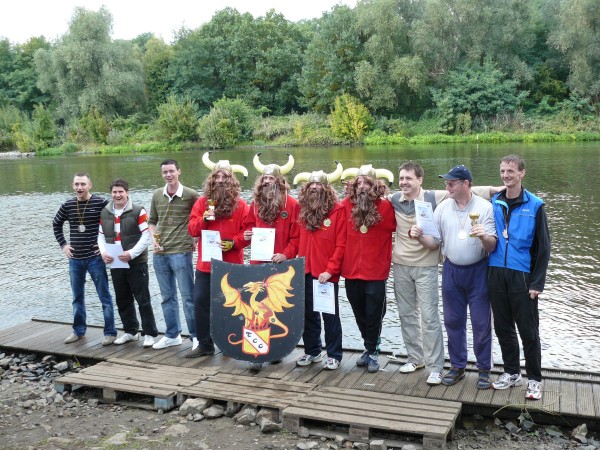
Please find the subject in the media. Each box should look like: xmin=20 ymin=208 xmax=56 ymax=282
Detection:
xmin=312 ymin=281 xmax=335 ymax=315
xmin=250 ymin=227 xmax=275 ymax=261
xmin=414 ymin=199 xmax=440 ymax=239
xmin=201 ymin=230 xmax=222 ymax=262
xmin=104 ymin=243 xmax=130 ymax=269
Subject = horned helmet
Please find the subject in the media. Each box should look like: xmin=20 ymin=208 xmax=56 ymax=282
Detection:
xmin=252 ymin=152 xmax=294 ymax=177
xmin=202 ymin=152 xmax=248 ymax=180
xmin=341 ymin=164 xmax=394 ymax=186
xmin=293 ymin=161 xmax=344 ymax=187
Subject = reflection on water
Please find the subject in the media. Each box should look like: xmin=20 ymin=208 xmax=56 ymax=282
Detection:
xmin=1 ymin=143 xmax=599 ymax=372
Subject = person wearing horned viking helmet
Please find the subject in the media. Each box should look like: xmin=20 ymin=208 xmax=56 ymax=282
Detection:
xmin=340 ymin=164 xmax=396 ymax=373
xmin=294 ymin=162 xmax=346 ymax=370
xmin=242 ymin=153 xmax=300 ymax=264
xmin=185 ymin=152 xmax=249 ymax=358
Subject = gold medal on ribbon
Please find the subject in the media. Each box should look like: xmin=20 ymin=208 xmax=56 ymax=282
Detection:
xmin=323 ymin=218 xmax=331 ymax=227
xmin=359 ymin=225 xmax=368 ymax=234
xmin=78 ymin=225 xmax=86 ymax=232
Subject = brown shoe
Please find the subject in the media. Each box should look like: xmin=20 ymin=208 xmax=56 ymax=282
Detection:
xmin=64 ymin=333 xmax=84 ymax=344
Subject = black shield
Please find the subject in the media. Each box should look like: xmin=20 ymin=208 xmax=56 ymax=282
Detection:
xmin=210 ymin=257 xmax=305 ymax=362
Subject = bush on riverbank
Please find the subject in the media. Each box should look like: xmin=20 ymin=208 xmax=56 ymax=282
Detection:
xmin=4 ymin=101 xmax=600 ymax=157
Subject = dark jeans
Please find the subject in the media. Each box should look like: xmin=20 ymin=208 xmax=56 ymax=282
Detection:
xmin=110 ymin=263 xmax=158 ymax=337
xmin=303 ymin=274 xmax=343 ymax=361
xmin=193 ymin=270 xmax=213 ymax=346
xmin=488 ymin=266 xmax=542 ymax=381
xmin=345 ymin=279 xmax=386 ymax=354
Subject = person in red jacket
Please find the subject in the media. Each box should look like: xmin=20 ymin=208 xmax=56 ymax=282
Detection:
xmin=340 ymin=165 xmax=396 ymax=373
xmin=293 ymin=163 xmax=346 ymax=370
xmin=186 ymin=153 xmax=249 ymax=358
xmin=242 ymin=153 xmax=299 ymax=264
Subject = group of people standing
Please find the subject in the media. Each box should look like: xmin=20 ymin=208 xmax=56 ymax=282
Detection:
xmin=52 ymin=153 xmax=550 ymax=402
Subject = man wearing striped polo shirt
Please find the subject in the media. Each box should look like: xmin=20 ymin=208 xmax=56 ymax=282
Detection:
xmin=53 ymin=173 xmax=117 ymax=346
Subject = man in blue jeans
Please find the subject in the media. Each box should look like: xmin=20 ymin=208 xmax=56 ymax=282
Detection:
xmin=148 ymin=160 xmax=200 ymax=350
xmin=53 ymin=173 xmax=117 ymax=346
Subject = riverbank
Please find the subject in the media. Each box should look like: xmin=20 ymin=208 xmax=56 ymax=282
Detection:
xmin=1 ymin=351 xmax=598 ymax=450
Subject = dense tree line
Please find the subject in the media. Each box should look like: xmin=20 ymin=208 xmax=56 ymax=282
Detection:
xmin=0 ymin=0 xmax=599 ymax=152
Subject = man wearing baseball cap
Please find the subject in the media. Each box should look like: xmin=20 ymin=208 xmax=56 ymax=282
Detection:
xmin=412 ymin=164 xmax=497 ymax=389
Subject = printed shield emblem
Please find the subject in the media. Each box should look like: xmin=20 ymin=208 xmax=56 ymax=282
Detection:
xmin=210 ymin=257 xmax=305 ymax=363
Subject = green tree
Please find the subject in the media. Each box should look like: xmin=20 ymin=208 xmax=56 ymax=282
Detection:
xmin=0 ymin=39 xmax=17 ymax=106
xmin=35 ymin=6 xmax=146 ymax=121
xmin=143 ymin=37 xmax=174 ymax=113
xmin=431 ymin=61 xmax=528 ymax=130
xmin=197 ymin=97 xmax=257 ymax=148
xmin=412 ymin=0 xmax=535 ymax=84
xmin=169 ymin=8 xmax=309 ymax=114
xmin=329 ymin=93 xmax=374 ymax=141
xmin=298 ymin=5 xmax=362 ymax=113
xmin=353 ymin=0 xmax=427 ymax=114
xmin=8 ymin=37 xmax=52 ymax=112
xmin=548 ymin=0 xmax=600 ymax=105
xmin=156 ymin=96 xmax=199 ymax=143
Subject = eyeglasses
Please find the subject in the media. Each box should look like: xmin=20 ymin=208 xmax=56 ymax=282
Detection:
xmin=444 ymin=180 xmax=465 ymax=188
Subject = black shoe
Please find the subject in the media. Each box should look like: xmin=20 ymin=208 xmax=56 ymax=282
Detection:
xmin=185 ymin=345 xmax=215 ymax=358
xmin=441 ymin=367 xmax=465 ymax=386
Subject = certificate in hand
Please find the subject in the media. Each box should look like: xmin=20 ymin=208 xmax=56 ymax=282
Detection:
xmin=201 ymin=230 xmax=223 ymax=262
xmin=312 ymin=280 xmax=335 ymax=314
xmin=414 ymin=199 xmax=440 ymax=239
xmin=105 ymin=243 xmax=130 ymax=269
xmin=250 ymin=227 xmax=275 ymax=261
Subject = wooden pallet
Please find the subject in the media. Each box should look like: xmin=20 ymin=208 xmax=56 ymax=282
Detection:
xmin=54 ymin=358 xmax=218 ymax=411
xmin=180 ymin=373 xmax=317 ymax=419
xmin=282 ymin=386 xmax=461 ymax=450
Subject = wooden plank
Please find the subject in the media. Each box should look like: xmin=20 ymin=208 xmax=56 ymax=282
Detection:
xmin=559 ymin=379 xmax=578 ymax=415
xmin=458 ymin=371 xmax=480 ymax=404
xmin=307 ymin=391 xmax=460 ymax=421
xmin=283 ymin=404 xmax=452 ymax=437
xmin=374 ymin=355 xmax=405 ymax=394
xmin=541 ymin=378 xmax=560 ymax=414
xmin=576 ymin=382 xmax=595 ymax=418
xmin=592 ymin=383 xmax=600 ymax=418
xmin=0 ymin=321 xmax=48 ymax=341
xmin=1 ymin=323 xmax=66 ymax=348
xmin=316 ymin=386 xmax=461 ymax=413
xmin=309 ymin=351 xmax=360 ymax=388
xmin=105 ymin=358 xmax=218 ymax=377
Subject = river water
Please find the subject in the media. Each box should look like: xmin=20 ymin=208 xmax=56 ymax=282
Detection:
xmin=1 ymin=143 xmax=598 ymax=372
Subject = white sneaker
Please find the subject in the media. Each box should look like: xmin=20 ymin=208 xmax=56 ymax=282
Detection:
xmin=143 ymin=335 xmax=155 ymax=348
xmin=526 ymin=380 xmax=543 ymax=400
xmin=192 ymin=337 xmax=199 ymax=350
xmin=399 ymin=362 xmax=425 ymax=373
xmin=152 ymin=335 xmax=183 ymax=349
xmin=324 ymin=357 xmax=340 ymax=370
xmin=296 ymin=353 xmax=324 ymax=366
xmin=114 ymin=333 xmax=139 ymax=345
xmin=492 ymin=372 xmax=523 ymax=390
xmin=426 ymin=372 xmax=443 ymax=386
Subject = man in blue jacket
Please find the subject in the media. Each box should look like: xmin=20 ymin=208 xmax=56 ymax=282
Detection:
xmin=488 ymin=155 xmax=550 ymax=400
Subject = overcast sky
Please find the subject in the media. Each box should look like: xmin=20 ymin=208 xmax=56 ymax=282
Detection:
xmin=1 ymin=0 xmax=357 ymax=44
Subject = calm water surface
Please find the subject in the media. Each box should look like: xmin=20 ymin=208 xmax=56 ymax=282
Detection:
xmin=1 ymin=143 xmax=598 ymax=371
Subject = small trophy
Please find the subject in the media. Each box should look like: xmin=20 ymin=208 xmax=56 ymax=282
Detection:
xmin=206 ymin=199 xmax=216 ymax=220
xmin=153 ymin=232 xmax=164 ymax=252
xmin=468 ymin=212 xmax=480 ymax=237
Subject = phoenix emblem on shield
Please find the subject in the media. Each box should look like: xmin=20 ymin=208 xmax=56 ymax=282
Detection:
xmin=220 ymin=265 xmax=295 ymax=357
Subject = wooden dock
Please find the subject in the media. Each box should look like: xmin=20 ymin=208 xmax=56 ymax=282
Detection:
xmin=2 ymin=319 xmax=600 ymax=441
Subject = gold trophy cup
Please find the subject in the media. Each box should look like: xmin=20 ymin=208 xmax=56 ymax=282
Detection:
xmin=206 ymin=199 xmax=216 ymax=220
xmin=153 ymin=232 xmax=164 ymax=252
xmin=468 ymin=212 xmax=480 ymax=237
